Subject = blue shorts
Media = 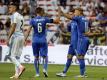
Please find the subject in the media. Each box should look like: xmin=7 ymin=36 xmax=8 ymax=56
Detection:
xmin=68 ymin=44 xmax=77 ymax=56
xmin=32 ymin=42 xmax=48 ymax=57
xmin=77 ymin=37 xmax=90 ymax=55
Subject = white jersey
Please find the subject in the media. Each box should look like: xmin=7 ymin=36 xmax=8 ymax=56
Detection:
xmin=10 ymin=12 xmax=24 ymax=36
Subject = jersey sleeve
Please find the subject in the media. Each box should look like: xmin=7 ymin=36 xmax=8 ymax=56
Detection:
xmin=29 ymin=19 xmax=34 ymax=27
xmin=72 ymin=16 xmax=80 ymax=22
xmin=67 ymin=22 xmax=71 ymax=32
xmin=11 ymin=13 xmax=17 ymax=24
xmin=45 ymin=17 xmax=53 ymax=23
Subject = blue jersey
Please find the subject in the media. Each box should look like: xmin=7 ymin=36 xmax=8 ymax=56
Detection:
xmin=73 ymin=16 xmax=89 ymax=38
xmin=30 ymin=16 xmax=53 ymax=43
xmin=73 ymin=16 xmax=90 ymax=55
xmin=67 ymin=20 xmax=78 ymax=46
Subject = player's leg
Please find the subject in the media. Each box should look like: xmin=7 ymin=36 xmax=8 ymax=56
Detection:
xmin=9 ymin=38 xmax=17 ymax=78
xmin=63 ymin=54 xmax=73 ymax=73
xmin=40 ymin=43 xmax=48 ymax=77
xmin=42 ymin=56 xmax=48 ymax=77
xmin=34 ymin=56 xmax=39 ymax=77
xmin=9 ymin=37 xmax=20 ymax=78
xmin=15 ymin=57 xmax=20 ymax=76
xmin=56 ymin=45 xmax=75 ymax=77
xmin=77 ymin=55 xmax=86 ymax=77
xmin=63 ymin=45 xmax=75 ymax=74
xmin=10 ymin=36 xmax=25 ymax=79
xmin=16 ymin=37 xmax=25 ymax=78
xmin=32 ymin=42 xmax=40 ymax=77
xmin=7 ymin=45 xmax=18 ymax=77
xmin=76 ymin=38 xmax=90 ymax=77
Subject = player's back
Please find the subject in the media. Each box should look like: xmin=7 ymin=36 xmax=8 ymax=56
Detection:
xmin=10 ymin=12 xmax=24 ymax=36
xmin=30 ymin=16 xmax=52 ymax=43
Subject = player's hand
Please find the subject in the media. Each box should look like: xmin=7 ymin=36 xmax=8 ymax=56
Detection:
xmin=54 ymin=18 xmax=60 ymax=24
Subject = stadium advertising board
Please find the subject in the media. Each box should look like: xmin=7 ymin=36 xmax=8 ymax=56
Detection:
xmin=0 ymin=45 xmax=107 ymax=66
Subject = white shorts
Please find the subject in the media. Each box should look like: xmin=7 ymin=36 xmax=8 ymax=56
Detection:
xmin=9 ymin=35 xmax=24 ymax=57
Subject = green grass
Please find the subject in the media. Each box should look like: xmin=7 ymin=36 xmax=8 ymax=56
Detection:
xmin=0 ymin=63 xmax=107 ymax=80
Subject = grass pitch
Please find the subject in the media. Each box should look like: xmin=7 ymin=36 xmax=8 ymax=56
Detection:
xmin=0 ymin=63 xmax=107 ymax=80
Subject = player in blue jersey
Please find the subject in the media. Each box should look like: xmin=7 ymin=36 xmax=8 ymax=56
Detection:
xmin=58 ymin=7 xmax=90 ymax=78
xmin=56 ymin=10 xmax=78 ymax=77
xmin=73 ymin=8 xmax=90 ymax=78
xmin=24 ymin=7 xmax=60 ymax=77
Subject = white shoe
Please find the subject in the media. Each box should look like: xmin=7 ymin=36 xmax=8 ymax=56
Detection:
xmin=43 ymin=69 xmax=48 ymax=77
xmin=10 ymin=74 xmax=18 ymax=79
xmin=56 ymin=72 xmax=66 ymax=77
xmin=18 ymin=66 xmax=25 ymax=78
xmin=76 ymin=75 xmax=88 ymax=78
xmin=34 ymin=74 xmax=40 ymax=77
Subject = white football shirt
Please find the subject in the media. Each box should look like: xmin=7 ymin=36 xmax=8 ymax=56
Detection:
xmin=10 ymin=12 xmax=24 ymax=36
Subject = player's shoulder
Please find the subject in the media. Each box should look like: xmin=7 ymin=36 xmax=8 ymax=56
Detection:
xmin=36 ymin=16 xmax=48 ymax=22
xmin=30 ymin=16 xmax=38 ymax=22
xmin=13 ymin=12 xmax=23 ymax=18
xmin=72 ymin=20 xmax=78 ymax=25
xmin=30 ymin=17 xmax=37 ymax=25
xmin=73 ymin=16 xmax=81 ymax=20
xmin=13 ymin=12 xmax=19 ymax=17
xmin=80 ymin=16 xmax=87 ymax=20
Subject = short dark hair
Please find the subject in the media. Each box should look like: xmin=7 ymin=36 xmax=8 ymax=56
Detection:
xmin=36 ymin=7 xmax=44 ymax=14
xmin=70 ymin=8 xmax=74 ymax=12
xmin=75 ymin=7 xmax=83 ymax=14
xmin=9 ymin=2 xmax=17 ymax=6
xmin=9 ymin=2 xmax=19 ymax=10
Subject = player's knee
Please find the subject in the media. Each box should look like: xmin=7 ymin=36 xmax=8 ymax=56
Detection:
xmin=42 ymin=56 xmax=47 ymax=59
xmin=77 ymin=55 xmax=84 ymax=59
xmin=34 ymin=56 xmax=39 ymax=59
xmin=67 ymin=54 xmax=73 ymax=59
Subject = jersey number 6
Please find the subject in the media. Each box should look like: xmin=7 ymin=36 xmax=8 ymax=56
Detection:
xmin=38 ymin=23 xmax=42 ymax=33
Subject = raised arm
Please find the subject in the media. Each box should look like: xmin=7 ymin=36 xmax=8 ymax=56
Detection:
xmin=58 ymin=6 xmax=74 ymax=20
xmin=53 ymin=7 xmax=61 ymax=24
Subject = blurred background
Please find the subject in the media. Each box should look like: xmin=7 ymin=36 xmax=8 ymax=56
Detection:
xmin=0 ymin=0 xmax=107 ymax=46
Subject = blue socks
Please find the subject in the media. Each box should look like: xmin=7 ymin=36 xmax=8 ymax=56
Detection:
xmin=34 ymin=57 xmax=48 ymax=75
xmin=63 ymin=59 xmax=72 ymax=73
xmin=34 ymin=58 xmax=39 ymax=74
xmin=43 ymin=57 xmax=48 ymax=71
xmin=78 ymin=59 xmax=85 ymax=75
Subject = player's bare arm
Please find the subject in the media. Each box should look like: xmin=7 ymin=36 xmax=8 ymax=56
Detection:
xmin=58 ymin=7 xmax=74 ymax=20
xmin=7 ymin=23 xmax=16 ymax=46
xmin=84 ymin=32 xmax=96 ymax=37
xmin=24 ymin=27 xmax=32 ymax=46
xmin=53 ymin=7 xmax=61 ymax=24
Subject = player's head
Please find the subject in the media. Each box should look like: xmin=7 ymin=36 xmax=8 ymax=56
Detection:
xmin=69 ymin=9 xmax=74 ymax=16
xmin=36 ymin=7 xmax=45 ymax=16
xmin=74 ymin=8 xmax=83 ymax=16
xmin=8 ymin=2 xmax=17 ymax=14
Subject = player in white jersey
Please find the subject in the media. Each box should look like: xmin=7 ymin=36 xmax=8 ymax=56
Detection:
xmin=6 ymin=2 xmax=25 ymax=79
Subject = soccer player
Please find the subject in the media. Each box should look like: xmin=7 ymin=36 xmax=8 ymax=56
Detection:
xmin=6 ymin=2 xmax=25 ymax=79
xmin=24 ymin=7 xmax=60 ymax=77
xmin=56 ymin=10 xmax=78 ymax=77
xmin=57 ymin=7 xmax=90 ymax=77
